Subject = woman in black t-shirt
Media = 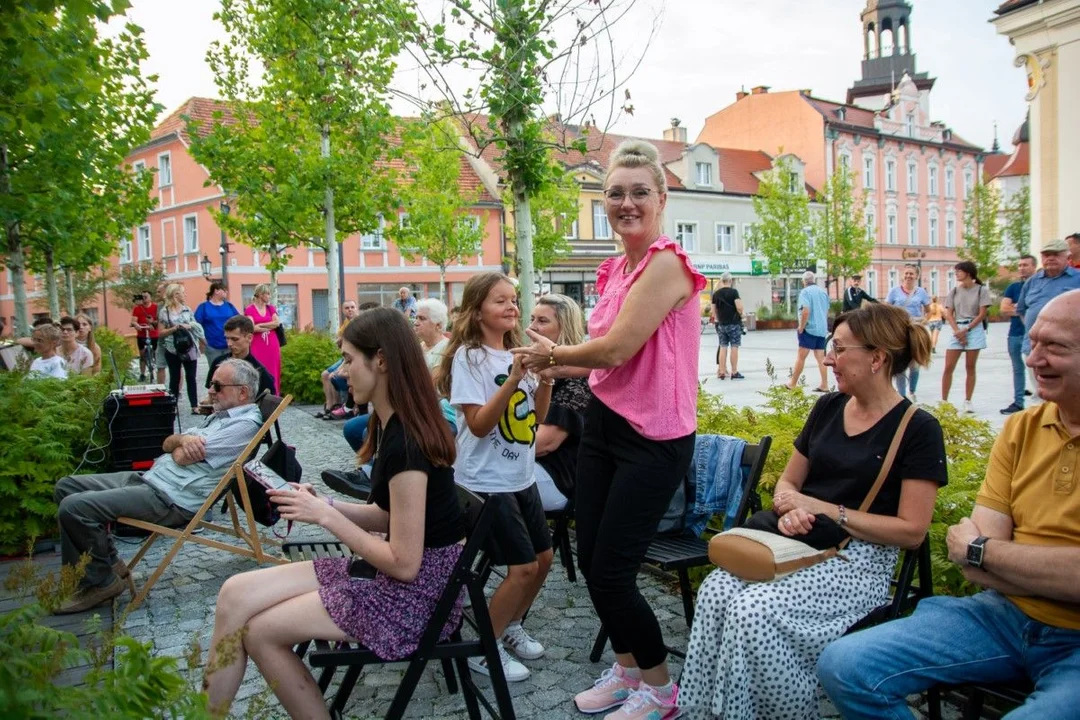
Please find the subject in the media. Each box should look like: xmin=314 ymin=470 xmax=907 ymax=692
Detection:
xmin=680 ymin=302 xmax=947 ymax=720
xmin=205 ymin=308 xmax=464 ymax=719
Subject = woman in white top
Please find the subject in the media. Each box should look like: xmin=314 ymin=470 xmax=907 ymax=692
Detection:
xmin=58 ymin=316 xmax=95 ymax=375
xmin=941 ymin=261 xmax=992 ymax=413
xmin=29 ymin=324 xmax=67 ymax=379
xmin=414 ymin=298 xmax=450 ymax=370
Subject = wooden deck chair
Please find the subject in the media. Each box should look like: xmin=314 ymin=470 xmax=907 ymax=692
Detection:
xmin=117 ymin=394 xmax=293 ymax=612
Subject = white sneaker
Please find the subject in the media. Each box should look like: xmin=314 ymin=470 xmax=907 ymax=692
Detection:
xmin=502 ymin=623 xmax=545 ymax=660
xmin=963 ymin=400 xmax=975 ymax=414
xmin=468 ymin=643 xmax=530 ymax=682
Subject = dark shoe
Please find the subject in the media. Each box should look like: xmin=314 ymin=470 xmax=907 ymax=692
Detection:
xmin=717 ymin=373 xmax=726 ymax=380
xmin=813 ymin=386 xmax=829 ymax=393
xmin=1000 ymin=403 xmax=1023 ymax=415
xmin=1024 ymin=390 xmax=1033 ymax=397
xmin=138 ymin=374 xmax=147 ymax=382
xmin=54 ymin=576 xmax=126 ymax=615
xmin=321 ymin=469 xmax=372 ymax=500
xmin=731 ymin=372 xmax=745 ymax=379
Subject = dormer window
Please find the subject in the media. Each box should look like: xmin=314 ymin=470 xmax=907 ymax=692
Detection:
xmin=906 ymin=113 xmax=915 ymax=138
xmin=696 ymin=162 xmax=713 ymax=187
xmin=788 ymin=171 xmax=800 ymax=194
xmin=837 ymin=107 xmax=846 ymax=122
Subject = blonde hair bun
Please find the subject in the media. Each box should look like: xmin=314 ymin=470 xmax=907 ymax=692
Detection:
xmin=611 ymin=139 xmax=660 ymax=165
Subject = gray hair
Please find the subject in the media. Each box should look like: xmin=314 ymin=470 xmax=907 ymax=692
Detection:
xmin=416 ymin=298 xmax=448 ymax=329
xmin=720 ymin=272 xmax=733 ymax=284
xmin=802 ymin=270 xmax=816 ymax=285
xmin=218 ymin=358 xmax=260 ymax=399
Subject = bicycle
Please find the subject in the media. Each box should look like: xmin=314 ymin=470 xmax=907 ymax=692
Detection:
xmin=134 ymin=324 xmax=157 ymax=382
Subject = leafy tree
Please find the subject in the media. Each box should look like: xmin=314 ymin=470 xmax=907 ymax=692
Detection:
xmin=1003 ymin=184 xmax=1031 ymax=261
xmin=812 ymin=167 xmax=871 ymax=297
xmin=384 ymin=120 xmax=485 ymax=299
xmin=748 ymin=155 xmax=812 ymax=311
xmin=0 ymin=1 xmax=160 ymax=335
xmin=503 ymin=167 xmax=579 ymax=276
xmin=959 ymin=181 xmax=1004 ymax=281
xmin=402 ymin=0 xmax=650 ymax=321
xmin=191 ymin=0 xmax=403 ymax=334
xmin=108 ymin=261 xmax=170 ymax=313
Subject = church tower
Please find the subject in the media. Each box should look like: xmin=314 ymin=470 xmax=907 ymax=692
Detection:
xmin=847 ymin=0 xmax=935 ymax=110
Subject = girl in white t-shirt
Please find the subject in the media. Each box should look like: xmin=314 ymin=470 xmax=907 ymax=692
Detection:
xmin=436 ymin=272 xmax=553 ymax=683
xmin=29 ymin=324 xmax=68 ymax=379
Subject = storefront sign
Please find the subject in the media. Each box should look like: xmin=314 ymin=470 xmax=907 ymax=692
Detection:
xmin=695 ymin=256 xmax=755 ymax=276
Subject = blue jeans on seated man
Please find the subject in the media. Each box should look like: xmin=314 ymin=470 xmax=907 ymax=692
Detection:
xmin=817 ymin=590 xmax=1080 ymax=720
xmin=1008 ymin=334 xmax=1026 ymax=408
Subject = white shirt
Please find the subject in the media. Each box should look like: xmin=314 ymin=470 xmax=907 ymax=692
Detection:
xmin=30 ymin=355 xmax=68 ymax=379
xmin=425 ymin=337 xmax=450 ymax=370
xmin=61 ymin=344 xmax=94 ymax=374
xmin=449 ymin=345 xmax=537 ymax=494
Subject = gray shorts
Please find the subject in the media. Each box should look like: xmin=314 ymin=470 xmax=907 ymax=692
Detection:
xmin=716 ymin=323 xmax=743 ymax=347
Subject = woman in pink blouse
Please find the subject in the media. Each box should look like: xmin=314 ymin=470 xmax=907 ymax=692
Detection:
xmin=515 ymin=140 xmax=704 ymax=720
xmin=244 ymin=283 xmax=282 ymax=393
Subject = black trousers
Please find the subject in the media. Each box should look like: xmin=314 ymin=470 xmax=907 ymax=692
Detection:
xmin=164 ymin=350 xmax=199 ymax=407
xmin=575 ymin=397 xmax=695 ymax=670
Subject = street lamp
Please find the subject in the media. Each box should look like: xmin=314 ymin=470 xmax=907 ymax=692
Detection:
xmin=200 ymin=254 xmax=213 ymax=281
xmin=219 ymin=201 xmax=231 ymax=291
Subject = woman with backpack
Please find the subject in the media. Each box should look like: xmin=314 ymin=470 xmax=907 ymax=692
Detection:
xmin=158 ymin=283 xmax=204 ymax=411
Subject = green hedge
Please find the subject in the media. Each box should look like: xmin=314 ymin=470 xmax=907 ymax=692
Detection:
xmin=694 ymin=386 xmax=993 ymax=598
xmin=0 ymin=373 xmax=115 ymax=554
xmin=279 ymin=329 xmax=341 ymax=405
xmin=94 ymin=326 xmax=137 ymax=377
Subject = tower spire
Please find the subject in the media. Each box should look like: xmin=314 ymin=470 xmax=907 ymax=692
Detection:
xmin=848 ymin=0 xmax=935 ymax=109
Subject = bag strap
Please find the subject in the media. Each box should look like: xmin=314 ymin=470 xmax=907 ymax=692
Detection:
xmin=857 ymin=403 xmax=918 ymax=513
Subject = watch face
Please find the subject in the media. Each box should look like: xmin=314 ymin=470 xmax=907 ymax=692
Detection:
xmin=967 ymin=540 xmax=985 ymax=567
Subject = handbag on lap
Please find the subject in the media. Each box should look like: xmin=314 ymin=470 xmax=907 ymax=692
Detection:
xmin=708 ymin=404 xmax=916 ymax=582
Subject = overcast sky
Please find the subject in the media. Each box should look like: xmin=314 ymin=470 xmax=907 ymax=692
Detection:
xmin=120 ymin=0 xmax=1027 ymax=152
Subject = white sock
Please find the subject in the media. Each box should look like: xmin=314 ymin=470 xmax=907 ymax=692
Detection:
xmin=620 ymin=665 xmax=642 ymax=680
xmin=648 ymin=681 xmax=675 ymax=699
xmin=505 ymin=620 xmax=522 ymax=633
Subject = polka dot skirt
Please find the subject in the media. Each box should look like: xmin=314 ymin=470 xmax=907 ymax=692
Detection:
xmin=678 ymin=539 xmax=898 ymax=720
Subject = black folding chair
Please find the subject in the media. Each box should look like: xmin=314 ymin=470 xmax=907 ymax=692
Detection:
xmin=589 ymin=436 xmax=773 ymax=662
xmin=546 ymin=494 xmax=576 ymax=582
xmin=845 ymin=535 xmax=934 ymax=634
xmin=292 ymin=486 xmax=516 ymax=720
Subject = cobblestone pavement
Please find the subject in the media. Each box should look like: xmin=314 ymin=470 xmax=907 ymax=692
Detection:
xmin=114 ymin=351 xmax=966 ymax=719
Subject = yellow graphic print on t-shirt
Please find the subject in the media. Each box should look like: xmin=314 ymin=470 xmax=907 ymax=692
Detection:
xmin=495 ymin=371 xmax=537 ymax=446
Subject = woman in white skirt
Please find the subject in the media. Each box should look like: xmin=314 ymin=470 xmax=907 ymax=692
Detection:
xmin=940 ymin=261 xmax=992 ymax=414
xmin=679 ymin=303 xmax=948 ymax=720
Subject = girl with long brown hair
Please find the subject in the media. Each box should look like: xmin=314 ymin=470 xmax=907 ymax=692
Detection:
xmin=205 ymin=308 xmax=464 ymax=719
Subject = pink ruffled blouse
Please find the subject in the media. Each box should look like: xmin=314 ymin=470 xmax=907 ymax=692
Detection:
xmin=588 ymin=236 xmax=706 ymax=440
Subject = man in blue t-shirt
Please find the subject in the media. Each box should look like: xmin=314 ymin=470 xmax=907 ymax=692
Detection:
xmin=1018 ymin=239 xmax=1080 ymax=355
xmin=786 ymin=271 xmax=831 ymax=392
xmin=999 ymin=254 xmax=1037 ymax=415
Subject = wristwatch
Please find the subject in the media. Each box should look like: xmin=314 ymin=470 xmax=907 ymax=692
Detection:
xmin=966 ymin=536 xmax=990 ymax=569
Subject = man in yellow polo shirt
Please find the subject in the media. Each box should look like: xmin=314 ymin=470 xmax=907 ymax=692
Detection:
xmin=818 ymin=289 xmax=1080 ymax=718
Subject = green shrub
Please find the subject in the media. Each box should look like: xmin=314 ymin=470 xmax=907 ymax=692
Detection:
xmin=0 ymin=373 xmax=115 ymax=554
xmin=94 ymin=326 xmax=136 ymax=376
xmin=279 ymin=329 xmax=340 ymax=404
xmin=693 ymin=387 xmax=995 ymax=598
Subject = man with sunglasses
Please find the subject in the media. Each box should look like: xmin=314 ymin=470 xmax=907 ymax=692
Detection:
xmin=52 ymin=359 xmax=263 ymax=614
xmin=201 ymin=315 xmax=275 ymax=411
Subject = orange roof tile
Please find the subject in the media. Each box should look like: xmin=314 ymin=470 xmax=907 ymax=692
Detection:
xmin=982 ymin=153 xmax=1010 ymax=181
xmin=991 ymin=142 xmax=1029 ymax=179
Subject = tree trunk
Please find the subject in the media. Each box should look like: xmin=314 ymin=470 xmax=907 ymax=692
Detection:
xmin=268 ymin=244 xmax=280 ymax=305
xmin=512 ymin=182 xmax=535 ymax=325
xmin=322 ymin=124 xmax=340 ymax=337
xmin=65 ymin=268 xmax=77 ymax=315
xmin=785 ymin=276 xmax=792 ymax=314
xmin=1 ymin=144 xmax=30 ymax=335
xmin=439 ymin=264 xmax=447 ymax=302
xmin=44 ymin=250 xmax=60 ymax=319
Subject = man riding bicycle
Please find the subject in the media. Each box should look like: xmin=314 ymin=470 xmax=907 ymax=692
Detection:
xmin=131 ymin=291 xmax=160 ymax=382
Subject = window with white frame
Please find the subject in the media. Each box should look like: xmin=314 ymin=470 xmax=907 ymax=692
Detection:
xmin=964 ymin=169 xmax=974 ymax=198
xmin=929 ymin=215 xmax=939 ymax=246
xmin=133 ymin=160 xmax=146 ymax=175
xmin=137 ymin=225 xmax=151 ymax=260
xmin=908 ymin=214 xmax=918 ymax=245
xmin=183 ymin=215 xmax=198 ymax=253
xmin=742 ymin=223 xmax=754 ymax=249
xmin=676 ymin=222 xmax=698 ymax=253
xmin=839 ymin=153 xmax=851 ymax=171
xmin=946 ymin=270 xmax=956 ymax=292
xmin=561 ymin=215 xmax=578 ymax=239
xmin=398 ymin=213 xmax=410 ymax=228
xmin=906 ymin=113 xmax=915 ymax=138
xmin=157 ymin=153 xmax=172 ymax=187
xmin=787 ymin=172 xmax=800 ymax=194
xmin=592 ymin=200 xmax=611 ymax=239
xmin=929 ymin=165 xmax=939 ymax=196
xmin=906 ymin=160 xmax=917 ymax=194
xmin=888 ymin=268 xmax=899 ymax=290
xmin=120 ymin=237 xmax=132 ymax=264
xmin=715 ymin=223 xmax=734 ymax=253
xmin=946 ymin=217 xmax=956 ymax=247
xmin=945 ymin=167 xmax=955 ymax=198
xmin=866 ymin=211 xmax=876 ymax=241
xmin=457 ymin=215 xmax=480 ymax=232
xmin=696 ymin=162 xmax=713 ymax=186
xmin=930 ymin=269 xmax=939 ymax=297
xmin=361 ymin=215 xmax=386 ymax=249
xmin=866 ymin=269 xmax=878 ymax=297
xmin=864 ymin=156 xmax=875 ymax=189
xmin=885 ymin=159 xmax=896 ymax=192
xmin=886 ymin=212 xmax=897 ymax=244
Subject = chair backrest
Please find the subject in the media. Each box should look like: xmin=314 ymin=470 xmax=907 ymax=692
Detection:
xmin=731 ymin=436 xmax=772 ymax=526
xmin=410 ymin=486 xmax=500 ymax=651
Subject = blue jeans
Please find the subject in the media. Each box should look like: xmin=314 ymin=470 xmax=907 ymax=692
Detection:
xmin=894 ymin=366 xmax=920 ymax=397
xmin=343 ymin=413 xmax=369 ymax=453
xmin=1008 ymin=334 xmax=1026 ymax=407
xmin=818 ymin=590 xmax=1080 ymax=719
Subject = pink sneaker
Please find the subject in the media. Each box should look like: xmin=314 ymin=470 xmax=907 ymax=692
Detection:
xmin=574 ymin=664 xmax=641 ymax=714
xmin=603 ymin=683 xmax=679 ymax=720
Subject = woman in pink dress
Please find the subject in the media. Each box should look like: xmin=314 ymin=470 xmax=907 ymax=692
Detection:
xmin=244 ymin=283 xmax=282 ymax=393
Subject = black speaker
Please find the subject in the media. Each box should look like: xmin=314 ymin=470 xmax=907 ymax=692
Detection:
xmin=105 ymin=392 xmax=177 ymax=472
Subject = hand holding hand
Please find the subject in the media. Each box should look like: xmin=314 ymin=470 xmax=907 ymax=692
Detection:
xmin=946 ymin=517 xmax=980 ymax=564
xmin=511 ymin=329 xmax=556 ymax=373
xmin=778 ymin=508 xmax=816 ymax=537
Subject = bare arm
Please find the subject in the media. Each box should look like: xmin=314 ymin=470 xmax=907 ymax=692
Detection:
xmin=735 ymin=298 xmax=745 ymax=315
xmin=253 ymin=311 xmax=281 ymax=332
xmin=798 ymin=306 xmax=809 ymax=332
xmin=534 ymin=380 xmax=552 ymax=427
xmin=528 ymin=249 xmax=695 ymax=370
xmin=1000 ymin=296 xmax=1018 ymax=317
xmin=535 ymin=424 xmax=569 ymax=457
xmin=460 ymin=357 xmax=529 ymax=438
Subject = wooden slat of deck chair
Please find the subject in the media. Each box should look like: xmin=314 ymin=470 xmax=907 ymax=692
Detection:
xmin=117 ymin=394 xmax=294 ymax=612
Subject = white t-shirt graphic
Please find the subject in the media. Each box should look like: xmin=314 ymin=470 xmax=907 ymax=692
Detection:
xmin=450 ymin=345 xmax=537 ymax=494
xmin=30 ymin=355 xmax=68 ymax=379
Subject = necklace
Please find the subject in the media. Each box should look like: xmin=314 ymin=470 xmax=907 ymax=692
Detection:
xmin=374 ymin=424 xmax=383 ymax=460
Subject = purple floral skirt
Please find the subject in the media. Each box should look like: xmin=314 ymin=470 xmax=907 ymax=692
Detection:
xmin=313 ymin=543 xmax=464 ymax=660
